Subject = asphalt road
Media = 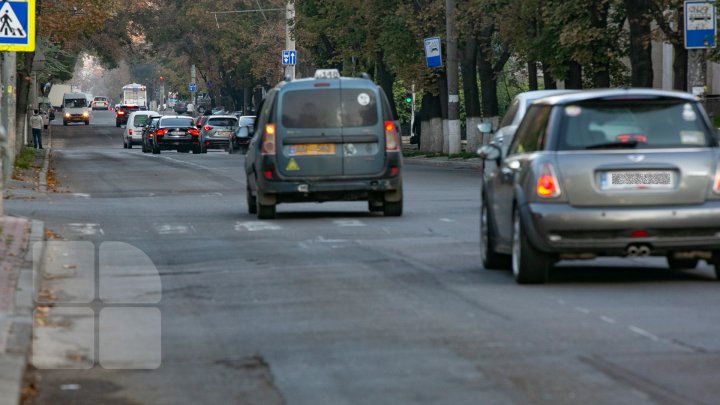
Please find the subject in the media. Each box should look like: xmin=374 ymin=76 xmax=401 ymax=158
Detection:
xmin=8 ymin=110 xmax=720 ymax=405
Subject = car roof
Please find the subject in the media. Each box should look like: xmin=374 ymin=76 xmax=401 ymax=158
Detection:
xmin=277 ymin=76 xmax=379 ymax=91
xmin=515 ymin=90 xmax=581 ymax=103
xmin=206 ymin=115 xmax=237 ymax=119
xmin=533 ymin=88 xmax=698 ymax=106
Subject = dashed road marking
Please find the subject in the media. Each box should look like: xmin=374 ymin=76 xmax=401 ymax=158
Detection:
xmin=67 ymin=223 xmax=104 ymax=236
xmin=439 ymin=218 xmax=455 ymax=223
xmin=72 ymin=193 xmax=91 ymax=198
xmin=600 ymin=316 xmax=616 ymax=324
xmin=235 ymin=221 xmax=283 ymax=232
xmin=155 ymin=224 xmax=195 ymax=235
xmin=629 ymin=325 xmax=660 ymax=342
xmin=333 ymin=219 xmax=365 ymax=227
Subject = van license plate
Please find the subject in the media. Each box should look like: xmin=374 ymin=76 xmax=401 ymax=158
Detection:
xmin=601 ymin=171 xmax=673 ymax=190
xmin=289 ymin=144 xmax=335 ymax=156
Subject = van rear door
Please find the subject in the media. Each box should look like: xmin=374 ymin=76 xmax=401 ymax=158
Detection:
xmin=277 ymin=85 xmax=344 ymax=177
xmin=340 ymin=86 xmax=385 ymax=176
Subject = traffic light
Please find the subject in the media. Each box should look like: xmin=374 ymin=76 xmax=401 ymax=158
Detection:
xmin=159 ymin=75 xmax=164 ymax=81
xmin=404 ymin=93 xmax=412 ymax=104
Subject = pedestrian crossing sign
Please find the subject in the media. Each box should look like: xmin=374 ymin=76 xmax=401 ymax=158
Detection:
xmin=0 ymin=0 xmax=35 ymax=52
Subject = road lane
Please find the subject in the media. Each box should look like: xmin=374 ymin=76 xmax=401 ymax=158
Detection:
xmin=9 ymin=112 xmax=720 ymax=404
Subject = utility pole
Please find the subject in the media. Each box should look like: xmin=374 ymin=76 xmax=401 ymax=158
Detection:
xmin=445 ymin=0 xmax=460 ymax=154
xmin=687 ymin=49 xmax=707 ymax=96
xmin=285 ymin=1 xmax=296 ymax=80
xmin=2 ymin=52 xmax=16 ymax=183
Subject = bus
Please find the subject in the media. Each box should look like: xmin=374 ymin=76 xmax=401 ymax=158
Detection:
xmin=122 ymin=83 xmax=147 ymax=108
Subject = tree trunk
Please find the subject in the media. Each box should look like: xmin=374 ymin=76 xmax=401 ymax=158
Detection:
xmin=461 ymin=36 xmax=482 ymax=153
xmin=16 ymin=52 xmax=34 ymax=150
xmin=477 ymin=25 xmax=500 ymax=117
xmin=419 ymin=91 xmax=442 ymax=153
xmin=542 ymin=63 xmax=557 ymax=89
xmin=625 ymin=0 xmax=654 ymax=87
xmin=376 ymin=51 xmax=398 ymax=119
xmin=566 ymin=61 xmax=583 ymax=89
xmin=528 ymin=61 xmax=538 ymax=91
xmin=673 ymin=5 xmax=687 ymax=91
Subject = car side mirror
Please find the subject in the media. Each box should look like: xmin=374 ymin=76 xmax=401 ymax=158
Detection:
xmin=477 ymin=122 xmax=493 ymax=134
xmin=477 ymin=144 xmax=502 ymax=164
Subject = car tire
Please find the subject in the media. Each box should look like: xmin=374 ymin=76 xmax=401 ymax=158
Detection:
xmin=257 ymin=200 xmax=276 ymax=220
xmin=247 ymin=184 xmax=257 ymax=215
xmin=512 ymin=208 xmax=551 ymax=284
xmin=127 ymin=141 xmax=132 ymax=149
xmin=152 ymin=143 xmax=160 ymax=154
xmin=228 ymin=142 xmax=235 ymax=154
xmin=85 ymin=121 xmax=89 ymax=125
xmin=383 ymin=194 xmax=403 ymax=217
xmin=480 ymin=198 xmax=511 ymax=270
xmin=63 ymin=121 xmax=68 ymax=126
xmin=192 ymin=145 xmax=201 ymax=154
xmin=711 ymin=252 xmax=720 ymax=280
xmin=666 ymin=256 xmax=699 ymax=270
xmin=123 ymin=139 xmax=128 ymax=149
xmin=116 ymin=123 xmax=120 ymax=128
xmin=240 ymin=146 xmax=248 ymax=155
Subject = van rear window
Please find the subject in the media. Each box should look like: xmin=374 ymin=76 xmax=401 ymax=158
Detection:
xmin=281 ymin=89 xmax=378 ymax=128
xmin=133 ymin=115 xmax=151 ymax=126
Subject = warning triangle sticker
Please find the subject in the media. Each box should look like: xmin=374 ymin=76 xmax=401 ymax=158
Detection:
xmin=0 ymin=2 xmax=26 ymax=39
xmin=286 ymin=158 xmax=300 ymax=171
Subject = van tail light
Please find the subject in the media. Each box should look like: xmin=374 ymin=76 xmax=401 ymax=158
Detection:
xmin=187 ymin=128 xmax=199 ymax=137
xmin=261 ymin=124 xmax=276 ymax=155
xmin=384 ymin=121 xmax=398 ymax=152
xmin=536 ymin=163 xmax=562 ymax=198
xmin=156 ymin=129 xmax=167 ymax=137
xmin=204 ymin=125 xmax=213 ymax=131
xmin=713 ymin=163 xmax=720 ymax=194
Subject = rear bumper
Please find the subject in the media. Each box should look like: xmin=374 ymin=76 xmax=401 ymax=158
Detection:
xmin=521 ymin=201 xmax=720 ymax=254
xmin=157 ymin=137 xmax=199 ymax=150
xmin=205 ymin=138 xmax=230 ymax=149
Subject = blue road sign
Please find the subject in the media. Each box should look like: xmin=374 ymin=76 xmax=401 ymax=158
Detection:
xmin=188 ymin=83 xmax=197 ymax=92
xmin=424 ymin=37 xmax=442 ymax=68
xmin=0 ymin=0 xmax=35 ymax=52
xmin=685 ymin=1 xmax=716 ymax=49
xmin=282 ymin=50 xmax=297 ymax=66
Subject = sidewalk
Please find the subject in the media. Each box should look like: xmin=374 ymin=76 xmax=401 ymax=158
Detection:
xmin=402 ymin=146 xmax=484 ymax=170
xmin=0 ymin=131 xmax=50 ymax=405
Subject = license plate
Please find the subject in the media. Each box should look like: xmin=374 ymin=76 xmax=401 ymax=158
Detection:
xmin=601 ymin=170 xmax=674 ymax=190
xmin=289 ymin=144 xmax=335 ymax=156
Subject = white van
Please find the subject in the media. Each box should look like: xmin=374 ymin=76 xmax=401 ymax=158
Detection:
xmin=124 ymin=110 xmax=160 ymax=149
xmin=62 ymin=92 xmax=91 ymax=125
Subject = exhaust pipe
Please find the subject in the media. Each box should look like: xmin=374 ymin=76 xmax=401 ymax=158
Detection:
xmin=637 ymin=245 xmax=651 ymax=257
xmin=627 ymin=245 xmax=639 ymax=256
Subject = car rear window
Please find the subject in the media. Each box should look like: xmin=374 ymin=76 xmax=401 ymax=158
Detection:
xmin=239 ymin=117 xmax=255 ymax=126
xmin=556 ymin=99 xmax=714 ymax=150
xmin=281 ymin=89 xmax=378 ymax=128
xmin=161 ymin=118 xmax=194 ymax=127
xmin=133 ymin=115 xmax=152 ymax=127
xmin=208 ymin=117 xmax=237 ymax=127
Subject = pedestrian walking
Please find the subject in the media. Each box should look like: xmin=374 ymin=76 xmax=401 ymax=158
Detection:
xmin=30 ymin=109 xmax=44 ymax=149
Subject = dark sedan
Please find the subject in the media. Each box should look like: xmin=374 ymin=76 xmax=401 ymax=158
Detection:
xmin=149 ymin=116 xmax=200 ymax=154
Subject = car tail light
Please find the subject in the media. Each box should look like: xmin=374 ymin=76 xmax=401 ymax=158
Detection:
xmin=118 ymin=111 xmax=125 ymax=115
xmin=384 ymin=121 xmax=398 ymax=152
xmin=204 ymin=125 xmax=213 ymax=131
xmin=713 ymin=163 xmax=720 ymax=194
xmin=536 ymin=163 xmax=562 ymax=198
xmin=261 ymin=124 xmax=276 ymax=155
xmin=187 ymin=128 xmax=199 ymax=137
xmin=128 ymin=129 xmax=133 ymax=135
xmin=264 ymin=170 xmax=273 ymax=180
xmin=156 ymin=129 xmax=167 ymax=137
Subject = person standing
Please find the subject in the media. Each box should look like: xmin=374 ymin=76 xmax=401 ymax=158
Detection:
xmin=30 ymin=109 xmax=44 ymax=149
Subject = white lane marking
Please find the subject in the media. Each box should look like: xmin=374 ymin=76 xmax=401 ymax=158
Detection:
xmin=155 ymin=224 xmax=195 ymax=235
xmin=317 ymin=235 xmax=347 ymax=243
xmin=629 ymin=326 xmax=660 ymax=342
xmin=235 ymin=221 xmax=283 ymax=232
xmin=333 ymin=219 xmax=365 ymax=227
xmin=575 ymin=307 xmax=590 ymax=314
xmin=439 ymin=218 xmax=455 ymax=223
xmin=201 ymin=192 xmax=223 ymax=197
xmin=67 ymin=223 xmax=104 ymax=236
xmin=600 ymin=316 xmax=616 ymax=324
xmin=72 ymin=193 xmax=91 ymax=198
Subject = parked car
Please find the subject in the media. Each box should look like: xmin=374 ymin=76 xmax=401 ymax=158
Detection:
xmin=229 ymin=116 xmax=255 ymax=154
xmin=199 ymin=115 xmax=238 ymax=152
xmin=173 ymin=101 xmax=188 ymax=114
xmin=478 ymin=88 xmax=720 ymax=284
xmin=141 ymin=116 xmax=162 ymax=153
xmin=124 ymin=111 xmax=160 ymax=149
xmin=149 ymin=115 xmax=200 ymax=154
xmin=38 ymin=102 xmax=55 ymax=121
xmin=244 ymin=69 xmax=403 ymax=219
xmin=116 ymin=105 xmax=140 ymax=127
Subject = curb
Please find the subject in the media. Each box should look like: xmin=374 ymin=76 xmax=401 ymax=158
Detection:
xmin=0 ymin=219 xmax=44 ymax=405
xmin=404 ymin=157 xmax=483 ymax=170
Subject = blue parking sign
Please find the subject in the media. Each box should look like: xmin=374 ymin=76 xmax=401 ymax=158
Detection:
xmin=685 ymin=1 xmax=716 ymax=49
xmin=0 ymin=0 xmax=35 ymax=52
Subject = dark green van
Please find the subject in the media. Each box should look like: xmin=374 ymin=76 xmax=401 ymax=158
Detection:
xmin=244 ymin=70 xmax=403 ymax=219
